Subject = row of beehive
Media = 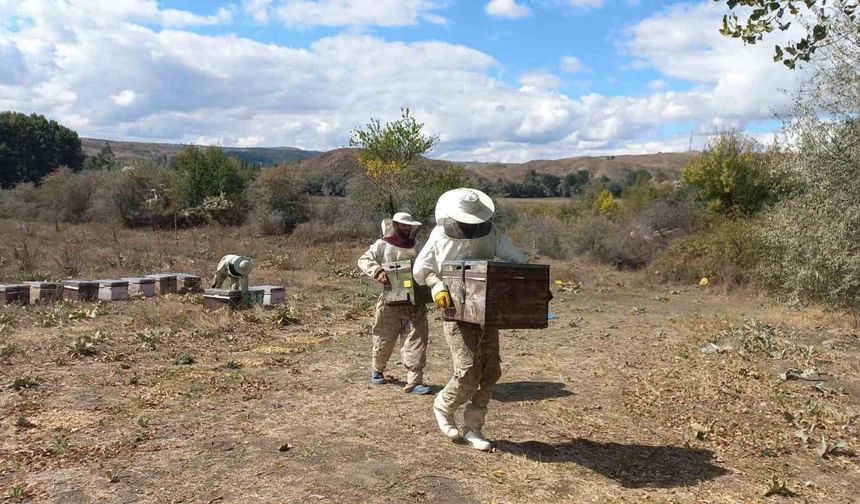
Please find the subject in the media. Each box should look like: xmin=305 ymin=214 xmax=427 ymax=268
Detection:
xmin=0 ymin=273 xmax=202 ymax=305
xmin=1 ymin=274 xmax=287 ymax=309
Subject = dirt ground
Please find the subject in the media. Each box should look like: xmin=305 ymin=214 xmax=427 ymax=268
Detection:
xmin=1 ymin=220 xmax=859 ymax=503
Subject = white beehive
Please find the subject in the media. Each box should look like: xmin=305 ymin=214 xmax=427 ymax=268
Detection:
xmin=122 ymin=277 xmax=156 ymax=298
xmin=98 ymin=279 xmax=129 ymax=301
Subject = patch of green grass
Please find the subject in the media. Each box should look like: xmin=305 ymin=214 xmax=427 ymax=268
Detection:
xmin=52 ymin=433 xmax=69 ymax=454
xmin=174 ymin=352 xmax=195 ymax=365
xmin=14 ymin=416 xmax=36 ymax=428
xmin=10 ymin=375 xmax=40 ymax=391
xmin=70 ymin=335 xmax=98 ymax=356
xmin=225 ymin=359 xmax=243 ymax=370
xmin=0 ymin=341 xmax=17 ymax=357
xmin=8 ymin=484 xmax=27 ymax=500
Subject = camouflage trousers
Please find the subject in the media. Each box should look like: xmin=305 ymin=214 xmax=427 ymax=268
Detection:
xmin=371 ymin=297 xmax=429 ymax=387
xmin=434 ymin=321 xmax=501 ymax=431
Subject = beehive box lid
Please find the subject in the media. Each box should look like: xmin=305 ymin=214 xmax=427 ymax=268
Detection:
xmin=204 ymin=288 xmax=242 ymax=298
xmin=122 ymin=277 xmax=156 ymax=284
xmin=24 ymin=281 xmax=60 ymax=288
xmin=0 ymin=284 xmax=28 ymax=291
xmin=98 ymin=279 xmax=129 ymax=287
xmin=63 ymin=280 xmax=99 ymax=287
xmin=256 ymin=285 xmax=285 ymax=293
xmin=166 ymin=272 xmax=199 ymax=279
xmin=146 ymin=273 xmax=177 ymax=279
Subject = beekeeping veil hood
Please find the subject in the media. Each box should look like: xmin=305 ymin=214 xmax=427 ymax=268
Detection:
xmin=434 ymin=188 xmax=495 ymax=224
xmin=382 ymin=212 xmax=422 ymax=238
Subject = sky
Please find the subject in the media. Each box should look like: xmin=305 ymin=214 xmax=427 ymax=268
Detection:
xmin=0 ymin=0 xmax=806 ymax=162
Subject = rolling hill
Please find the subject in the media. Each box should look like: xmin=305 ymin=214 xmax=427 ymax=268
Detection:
xmin=81 ymin=138 xmax=695 ymax=183
xmin=81 ymin=138 xmax=322 ymax=166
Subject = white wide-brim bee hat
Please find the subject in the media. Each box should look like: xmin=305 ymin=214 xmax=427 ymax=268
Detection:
xmin=435 ymin=188 xmax=495 ymax=224
xmin=381 ymin=212 xmax=422 ymax=236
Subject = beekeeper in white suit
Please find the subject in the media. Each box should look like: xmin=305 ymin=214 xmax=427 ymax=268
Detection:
xmin=413 ymin=188 xmax=526 ymax=451
xmin=212 ymin=254 xmax=253 ymax=294
xmin=357 ymin=212 xmax=431 ymax=395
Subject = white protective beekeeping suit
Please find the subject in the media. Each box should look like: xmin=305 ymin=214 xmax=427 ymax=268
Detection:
xmin=212 ymin=254 xmax=253 ymax=293
xmin=357 ymin=213 xmax=430 ymax=392
xmin=413 ymin=188 xmax=526 ymax=451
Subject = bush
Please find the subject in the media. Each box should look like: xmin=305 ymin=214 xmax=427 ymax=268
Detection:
xmin=681 ymin=130 xmax=789 ymax=216
xmin=292 ymin=197 xmax=377 ymax=243
xmin=115 ymin=166 xmax=179 ymax=228
xmin=650 ymin=219 xmax=769 ymax=286
xmin=507 ymin=214 xmax=569 ymax=259
xmin=175 ymin=146 xmax=248 ymax=208
xmin=0 ymin=182 xmax=40 ymax=220
xmin=248 ymin=165 xmax=312 ymax=235
xmin=36 ymin=167 xmax=95 ymax=224
xmin=762 ymin=122 xmax=860 ymax=311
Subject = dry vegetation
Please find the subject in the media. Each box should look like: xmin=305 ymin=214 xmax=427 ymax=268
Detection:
xmin=1 ymin=219 xmax=859 ymax=503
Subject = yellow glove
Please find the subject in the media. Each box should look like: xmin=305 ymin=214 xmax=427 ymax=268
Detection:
xmin=434 ymin=290 xmax=453 ymax=309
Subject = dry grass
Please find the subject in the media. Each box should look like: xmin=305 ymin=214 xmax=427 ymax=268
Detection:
xmin=1 ymin=219 xmax=859 ymax=502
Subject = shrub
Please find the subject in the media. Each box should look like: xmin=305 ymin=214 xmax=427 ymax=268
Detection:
xmin=681 ymin=130 xmax=790 ymax=217
xmin=247 ymin=165 xmax=312 ymax=235
xmin=292 ymin=197 xmax=377 ymax=243
xmin=38 ymin=167 xmax=94 ymax=224
xmin=650 ymin=218 xmax=769 ymax=286
xmin=592 ymin=189 xmax=619 ymax=216
xmin=507 ymin=214 xmax=569 ymax=259
xmin=114 ymin=166 xmax=179 ymax=228
xmin=762 ymin=122 xmax=860 ymax=311
xmin=175 ymin=145 xmax=248 ymax=208
xmin=0 ymin=182 xmax=40 ymax=220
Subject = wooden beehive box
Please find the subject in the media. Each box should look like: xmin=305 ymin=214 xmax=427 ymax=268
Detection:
xmin=247 ymin=287 xmax=265 ymax=306
xmin=382 ymin=260 xmax=433 ymax=306
xmin=168 ymin=273 xmax=201 ymax=294
xmin=441 ymin=261 xmax=550 ymax=329
xmin=145 ymin=274 xmax=177 ymax=295
xmin=257 ymin=285 xmax=286 ymax=306
xmin=122 ymin=277 xmax=156 ymax=298
xmin=98 ymin=280 xmax=129 ymax=301
xmin=63 ymin=280 xmax=99 ymax=302
xmin=203 ymin=288 xmax=243 ymax=310
xmin=0 ymin=284 xmax=30 ymax=305
xmin=24 ymin=281 xmax=63 ymax=305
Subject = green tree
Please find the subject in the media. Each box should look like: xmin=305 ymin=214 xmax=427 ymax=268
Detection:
xmin=681 ymin=131 xmax=787 ymax=217
xmin=562 ymin=170 xmax=590 ymax=196
xmin=408 ymin=166 xmax=469 ymax=222
xmin=349 ymin=108 xmax=439 ymax=215
xmin=83 ymin=145 xmax=118 ymax=171
xmin=0 ymin=111 xmax=84 ymax=188
xmin=174 ymin=145 xmax=248 ymax=208
xmin=716 ymin=0 xmax=859 ymax=69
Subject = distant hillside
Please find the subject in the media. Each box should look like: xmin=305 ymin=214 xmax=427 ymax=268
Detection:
xmin=81 ymin=138 xmax=322 ymax=166
xmin=81 ymin=137 xmax=694 ymax=183
xmin=464 ymin=152 xmax=696 ymax=183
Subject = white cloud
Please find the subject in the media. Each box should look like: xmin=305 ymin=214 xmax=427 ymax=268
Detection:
xmin=485 ymin=0 xmax=530 ymax=18
xmin=0 ymin=0 xmax=804 ymax=162
xmin=519 ymin=70 xmax=563 ymax=89
xmin=567 ymin=0 xmax=605 ymax=7
xmin=560 ymin=55 xmax=585 ymax=73
xmin=244 ymin=0 xmax=274 ymax=23
xmin=647 ymin=79 xmax=666 ymax=92
xmin=111 ymin=89 xmax=137 ymax=106
xmin=274 ymin=0 xmax=445 ymax=27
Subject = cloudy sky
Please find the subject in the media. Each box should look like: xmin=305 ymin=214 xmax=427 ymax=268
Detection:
xmin=0 ymin=0 xmax=804 ymax=162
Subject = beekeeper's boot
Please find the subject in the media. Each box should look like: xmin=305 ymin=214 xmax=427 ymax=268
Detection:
xmin=463 ymin=428 xmax=492 ymax=451
xmin=433 ymin=406 xmax=460 ymax=440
